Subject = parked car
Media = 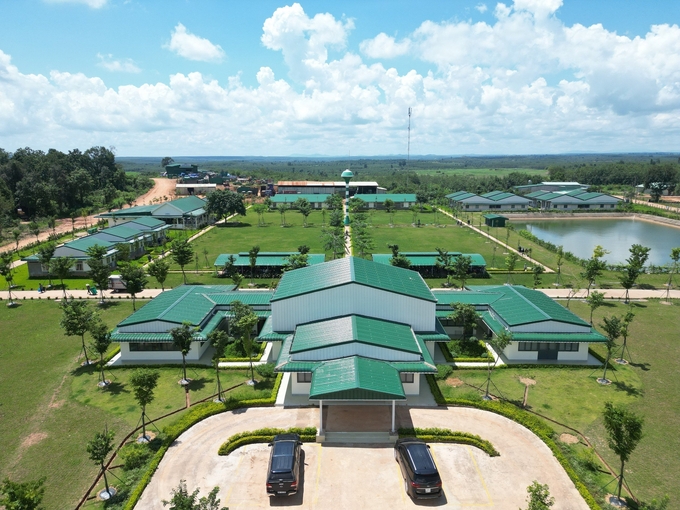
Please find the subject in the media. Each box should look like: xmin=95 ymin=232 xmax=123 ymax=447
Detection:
xmin=107 ymin=275 xmax=127 ymax=292
xmin=266 ymin=434 xmax=303 ymax=497
xmin=394 ymin=438 xmax=443 ymax=499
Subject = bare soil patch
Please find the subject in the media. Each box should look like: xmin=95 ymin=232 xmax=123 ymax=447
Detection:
xmin=446 ymin=377 xmax=464 ymax=387
xmin=21 ymin=432 xmax=48 ymax=448
xmin=559 ymin=433 xmax=579 ymax=445
xmin=520 ymin=377 xmax=536 ymax=386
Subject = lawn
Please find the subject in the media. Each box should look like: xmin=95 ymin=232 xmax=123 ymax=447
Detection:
xmin=437 ymin=299 xmax=680 ymax=505
xmin=0 ymin=300 xmax=271 ymax=509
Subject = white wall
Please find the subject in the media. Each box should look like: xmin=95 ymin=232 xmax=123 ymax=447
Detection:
xmin=272 ymin=284 xmax=435 ymax=332
xmin=558 ymin=343 xmax=589 ymax=361
xmin=118 ymin=340 xmax=209 ymax=362
xmin=293 ymin=343 xmax=421 ymax=362
xmin=512 ymin=321 xmax=590 ymax=333
xmin=291 ymin=375 xmax=311 ymax=395
xmin=504 ymin=342 xmax=538 ymax=361
xmin=402 ymin=374 xmax=421 ymax=395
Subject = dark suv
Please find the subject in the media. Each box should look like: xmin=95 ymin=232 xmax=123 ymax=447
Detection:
xmin=266 ymin=433 xmax=303 ymax=496
xmin=394 ymin=438 xmax=443 ymax=499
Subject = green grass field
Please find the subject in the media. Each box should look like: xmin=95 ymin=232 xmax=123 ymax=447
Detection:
xmin=413 ymin=167 xmax=550 ymax=177
xmin=0 ymin=300 xmax=270 ymax=509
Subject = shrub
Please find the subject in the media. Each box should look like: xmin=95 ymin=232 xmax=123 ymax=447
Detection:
xmin=119 ymin=442 xmax=152 ymax=471
xmin=255 ymin=362 xmax=276 ymax=379
xmin=218 ymin=427 xmax=317 ymax=456
xmin=434 ymin=364 xmax=453 ymax=381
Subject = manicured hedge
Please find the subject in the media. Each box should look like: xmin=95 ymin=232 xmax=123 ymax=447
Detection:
xmin=398 ymin=427 xmax=499 ymax=457
xmin=218 ymin=427 xmax=317 ymax=456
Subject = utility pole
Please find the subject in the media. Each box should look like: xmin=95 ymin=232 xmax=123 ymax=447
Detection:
xmin=407 ymin=107 xmax=412 ymax=164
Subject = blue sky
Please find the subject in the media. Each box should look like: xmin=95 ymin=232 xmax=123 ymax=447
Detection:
xmin=1 ymin=0 xmax=680 ymax=156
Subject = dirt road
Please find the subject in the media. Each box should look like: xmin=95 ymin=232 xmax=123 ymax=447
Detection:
xmin=0 ymin=178 xmax=176 ymax=254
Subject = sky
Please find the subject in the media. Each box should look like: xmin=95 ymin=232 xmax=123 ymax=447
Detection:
xmin=2 ymin=0 xmax=680 ymax=157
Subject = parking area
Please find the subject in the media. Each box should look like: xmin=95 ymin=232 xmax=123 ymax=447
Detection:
xmin=136 ymin=407 xmax=589 ymax=509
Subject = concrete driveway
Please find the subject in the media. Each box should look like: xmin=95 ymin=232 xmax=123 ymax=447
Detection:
xmin=135 ymin=406 xmax=589 ymax=509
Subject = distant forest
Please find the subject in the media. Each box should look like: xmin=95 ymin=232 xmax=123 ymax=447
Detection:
xmin=0 ymin=146 xmax=153 ymax=229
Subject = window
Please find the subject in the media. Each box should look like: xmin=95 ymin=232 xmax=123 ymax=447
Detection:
xmin=578 ymin=204 xmax=590 ymax=209
xmin=400 ymin=373 xmax=415 ymax=384
xmin=600 ymin=204 xmax=605 ymax=208
xmin=518 ymin=342 xmax=580 ymax=352
xmin=129 ymin=342 xmax=179 ymax=352
xmin=563 ymin=205 xmax=568 ymax=209
xmin=511 ymin=205 xmax=515 ymax=209
xmin=296 ymin=372 xmax=312 ymax=383
xmin=76 ymin=261 xmax=83 ymax=271
xmin=489 ymin=204 xmax=501 ymax=209
xmin=464 ymin=204 xmax=469 ymax=209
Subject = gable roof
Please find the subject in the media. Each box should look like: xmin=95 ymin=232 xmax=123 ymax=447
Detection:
xmin=125 ymin=217 xmax=168 ymax=229
xmin=271 ymin=256 xmax=436 ymax=303
xmin=214 ymin=252 xmax=326 ymax=267
xmin=63 ymin=237 xmax=116 ymax=253
xmin=371 ymin=252 xmax=487 ymax=268
xmin=164 ymin=195 xmax=207 ymax=213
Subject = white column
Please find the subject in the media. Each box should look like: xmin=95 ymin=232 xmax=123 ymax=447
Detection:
xmin=319 ymin=400 xmax=323 ymax=432
xmin=391 ymin=400 xmax=395 ymax=433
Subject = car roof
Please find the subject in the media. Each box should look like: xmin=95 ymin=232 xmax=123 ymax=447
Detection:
xmin=273 ymin=433 xmax=301 ymax=442
xmin=399 ymin=439 xmax=438 ymax=475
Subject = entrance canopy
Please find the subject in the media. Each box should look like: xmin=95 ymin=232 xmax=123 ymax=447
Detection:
xmin=309 ymin=356 xmax=406 ymax=401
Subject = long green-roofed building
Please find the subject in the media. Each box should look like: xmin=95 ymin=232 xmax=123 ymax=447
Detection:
xmin=371 ymin=251 xmax=487 ymax=278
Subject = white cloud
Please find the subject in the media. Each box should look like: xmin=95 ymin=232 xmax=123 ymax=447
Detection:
xmin=96 ymin=53 xmax=141 ymax=73
xmin=3 ymin=1 xmax=680 ymax=156
xmin=44 ymin=0 xmax=108 ymax=8
xmin=164 ymin=23 xmax=225 ymax=62
xmin=476 ymin=4 xmax=488 ymax=14
xmin=360 ymin=33 xmax=411 ymax=59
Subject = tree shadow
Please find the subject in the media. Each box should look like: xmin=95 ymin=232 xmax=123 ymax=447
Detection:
xmin=218 ymin=222 xmax=252 ymax=228
xmin=612 ymin=381 xmax=643 ymax=397
xmin=103 ymin=381 xmax=128 ymax=395
xmin=637 ymin=283 xmax=656 ymax=290
xmin=629 ymin=361 xmax=651 ymax=372
xmin=187 ymin=377 xmax=208 ymax=391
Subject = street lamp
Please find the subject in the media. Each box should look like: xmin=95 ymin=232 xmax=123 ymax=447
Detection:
xmin=341 ymin=169 xmax=354 ymax=226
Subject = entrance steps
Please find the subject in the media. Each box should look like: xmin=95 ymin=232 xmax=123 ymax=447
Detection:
xmin=322 ymin=431 xmax=396 ymax=445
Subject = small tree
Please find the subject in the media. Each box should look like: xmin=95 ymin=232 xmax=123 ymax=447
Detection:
xmin=452 ymin=255 xmax=472 ymax=290
xmin=60 ymin=300 xmax=95 ymax=365
xmin=581 ymin=245 xmax=609 ymax=296
xmin=230 ymin=301 xmax=259 ymax=384
xmin=505 ymin=252 xmax=519 ymax=284
xmin=162 ymin=480 xmax=226 ymax=510
xmin=599 ymin=315 xmax=622 ymax=384
xmin=295 ymin=198 xmax=312 ymax=227
xmin=47 ymin=216 xmax=57 ymax=237
xmin=665 ymin=247 xmax=680 ymax=300
xmin=37 ymin=243 xmax=56 ymax=286
xmin=231 ymin=272 xmax=243 ymax=289
xmin=619 ymin=244 xmax=651 ymax=303
xmin=388 ymin=244 xmax=411 ymax=269
xmin=171 ymin=238 xmax=194 ymax=285
xmin=12 ymin=227 xmax=23 ymax=251
xmin=147 ymin=258 xmax=170 ymax=291
xmin=0 ymin=477 xmax=46 ymax=510
xmin=0 ymin=252 xmax=17 ymax=305
xmin=435 ymin=248 xmax=453 ymax=285
xmin=384 ymin=199 xmax=395 ymax=226
xmin=277 ymin=203 xmax=289 ymax=227
xmin=170 ymin=322 xmax=194 ymax=385
xmin=248 ymin=245 xmax=260 ymax=285
xmin=119 ymin=263 xmax=148 ymax=311
xmin=28 ymin=221 xmax=41 ymax=244
xmin=89 ymin=318 xmax=112 ymax=386
xmin=586 ymin=290 xmax=605 ymax=325
xmin=207 ymin=330 xmax=229 ymax=402
xmin=321 ymin=226 xmax=344 ymax=260
xmin=130 ymin=368 xmax=161 ymax=441
xmin=86 ymin=244 xmax=112 ymax=304
xmin=555 ymin=245 xmax=564 ymax=286
xmin=87 ymin=428 xmax=115 ymax=499
xmin=483 ymin=330 xmax=512 ymax=400
xmin=449 ymin=302 xmax=479 ymax=343
xmin=603 ymin=402 xmax=644 ymax=504
xmin=50 ymin=256 xmax=75 ymax=298
xmin=252 ymin=203 xmax=267 ymax=227
xmin=522 ymin=480 xmax=554 ymax=510
xmin=617 ymin=309 xmax=635 ymax=364
xmin=532 ymin=265 xmax=544 ymax=289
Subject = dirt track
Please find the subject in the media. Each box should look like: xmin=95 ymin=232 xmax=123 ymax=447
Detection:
xmin=1 ymin=178 xmax=176 ymax=254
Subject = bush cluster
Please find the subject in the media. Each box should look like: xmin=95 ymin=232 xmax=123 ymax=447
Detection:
xmin=398 ymin=427 xmax=499 ymax=457
xmin=218 ymin=427 xmax=317 ymax=456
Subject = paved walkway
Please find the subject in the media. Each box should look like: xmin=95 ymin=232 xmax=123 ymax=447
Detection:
xmin=134 ymin=406 xmax=589 ymax=510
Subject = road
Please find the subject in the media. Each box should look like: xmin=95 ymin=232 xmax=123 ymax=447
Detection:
xmin=0 ymin=178 xmax=177 ymax=255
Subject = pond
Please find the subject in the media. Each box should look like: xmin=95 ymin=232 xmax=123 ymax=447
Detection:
xmin=509 ymin=217 xmax=680 ymax=266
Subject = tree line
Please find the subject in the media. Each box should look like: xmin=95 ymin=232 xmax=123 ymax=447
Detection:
xmin=0 ymin=146 xmax=153 ymax=230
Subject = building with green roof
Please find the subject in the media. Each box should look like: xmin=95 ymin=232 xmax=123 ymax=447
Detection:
xmin=525 ymin=189 xmax=620 ymax=210
xmin=446 ymin=190 xmax=532 ymax=211
xmin=371 ymin=252 xmax=487 ymax=278
xmin=96 ymin=196 xmax=210 ymax=229
xmin=214 ymin=252 xmax=326 ymax=278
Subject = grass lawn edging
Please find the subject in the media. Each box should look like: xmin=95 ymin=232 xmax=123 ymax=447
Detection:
xmin=217 ymin=427 xmax=317 ymax=456
xmin=397 ymin=427 xmax=499 ymax=457
xmin=438 ymin=342 xmax=490 ymax=363
xmin=122 ymin=373 xmax=282 ymax=510
xmin=425 ymin=375 xmax=601 ymax=510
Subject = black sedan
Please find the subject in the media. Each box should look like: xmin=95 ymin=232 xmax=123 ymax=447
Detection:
xmin=394 ymin=438 xmax=443 ymax=499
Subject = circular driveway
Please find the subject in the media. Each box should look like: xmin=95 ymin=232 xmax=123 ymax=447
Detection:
xmin=136 ymin=406 xmax=589 ymax=509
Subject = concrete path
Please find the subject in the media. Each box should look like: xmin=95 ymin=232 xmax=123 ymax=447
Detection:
xmin=134 ymin=406 xmax=589 ymax=510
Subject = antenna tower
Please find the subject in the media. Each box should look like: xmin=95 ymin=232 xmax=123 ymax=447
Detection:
xmin=407 ymin=107 xmax=412 ymax=164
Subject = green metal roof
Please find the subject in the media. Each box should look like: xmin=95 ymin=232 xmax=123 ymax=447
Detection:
xmin=270 ymin=194 xmax=331 ymax=204
xmin=352 ymin=194 xmax=416 ymax=203
xmin=125 ymin=217 xmax=167 ymax=229
xmin=371 ymin=252 xmax=486 ymax=268
xmin=271 ymin=256 xmax=436 ymax=303
xmin=64 ymin=237 xmax=116 ymax=253
xmin=446 ymin=191 xmax=477 ymax=200
xmin=168 ymin=196 xmax=207 ymax=213
xmin=414 ymin=319 xmax=450 ymax=342
xmin=489 ymin=285 xmax=590 ymax=327
xmin=257 ymin=316 xmax=291 ymax=342
xmin=214 ymin=252 xmax=326 ymax=267
xmin=483 ymin=214 xmax=508 ymax=220
xmin=480 ymin=312 xmax=606 ymax=343
xmin=309 ymin=357 xmax=406 ymax=400
xmin=481 ymin=191 xmax=519 ymax=201
xmin=96 ymin=204 xmax=157 ymax=217
xmin=290 ymin=315 xmax=421 ymax=355
xmin=96 ymin=224 xmax=146 ymax=240
xmin=432 ymin=290 xmax=503 ymax=306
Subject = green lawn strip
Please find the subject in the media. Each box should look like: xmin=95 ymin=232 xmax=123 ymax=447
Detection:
xmin=217 ymin=426 xmax=317 ymax=456
xmin=438 ymin=341 xmax=491 ymax=363
xmin=397 ymin=427 xmax=499 ymax=457
xmin=0 ymin=300 xmax=136 ymax=510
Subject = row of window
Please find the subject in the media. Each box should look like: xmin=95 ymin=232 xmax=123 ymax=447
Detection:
xmin=295 ymin=372 xmax=415 ymax=383
xmin=463 ymin=204 xmax=526 ymax=209
xmin=551 ymin=204 xmax=616 ymax=209
xmin=517 ymin=342 xmax=580 ymax=352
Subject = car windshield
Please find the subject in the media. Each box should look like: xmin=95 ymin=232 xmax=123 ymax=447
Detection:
xmin=270 ymin=441 xmax=295 ymax=474
xmin=406 ymin=444 xmax=437 ymax=475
